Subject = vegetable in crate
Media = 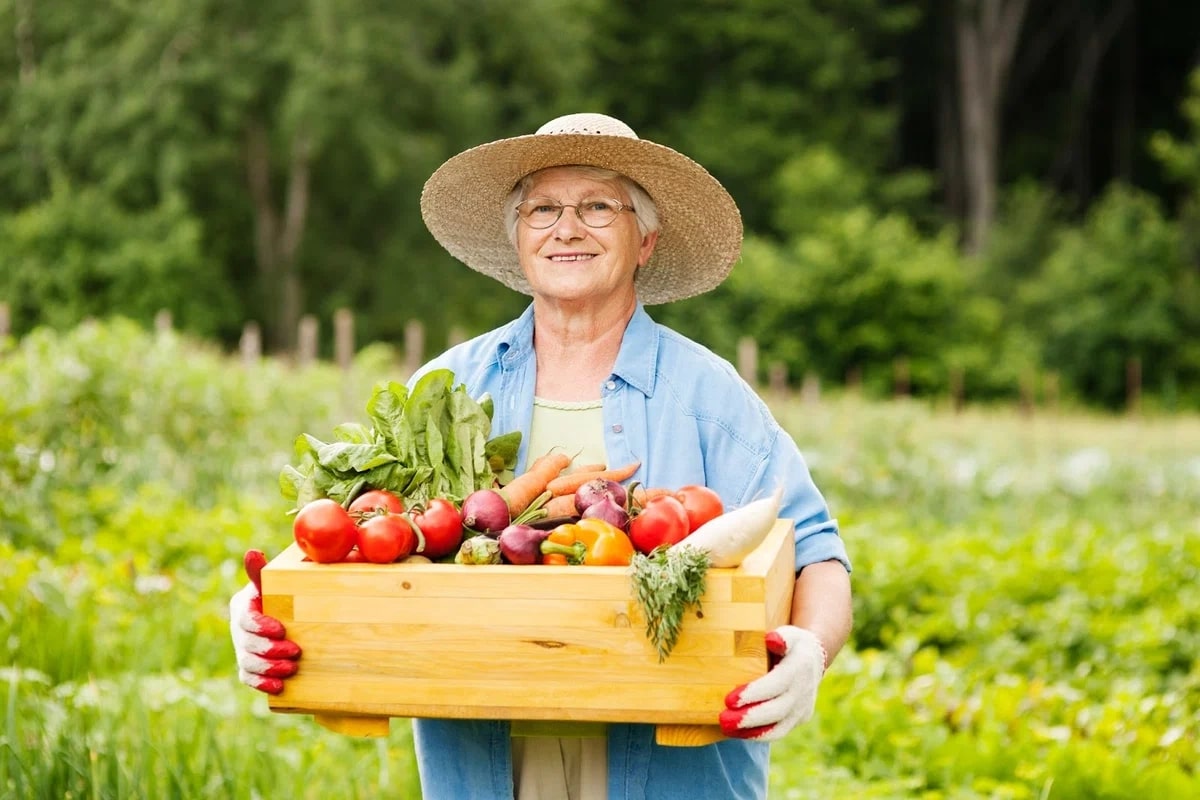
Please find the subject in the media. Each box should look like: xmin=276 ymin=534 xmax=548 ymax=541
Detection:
xmin=679 ymin=487 xmax=782 ymax=568
xmin=357 ymin=511 xmax=422 ymax=564
xmin=455 ymin=534 xmax=502 ymax=564
xmin=292 ymin=498 xmax=358 ymax=563
xmin=499 ymin=451 xmax=571 ymax=516
xmin=410 ymin=497 xmax=465 ymax=559
xmin=278 ymin=369 xmax=521 ymax=510
xmin=673 ymin=485 xmax=724 ymax=533
xmin=461 ymin=488 xmax=511 ymax=535
xmin=574 ymin=477 xmax=628 ymax=515
xmin=497 ymin=524 xmax=552 ymax=565
xmin=628 ymin=494 xmax=690 ymax=554
xmin=348 ymin=489 xmax=405 ymax=517
xmin=539 ymin=519 xmax=634 ymax=566
xmin=629 ymin=544 xmax=711 ymax=661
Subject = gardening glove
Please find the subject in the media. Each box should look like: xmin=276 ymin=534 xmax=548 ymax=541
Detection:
xmin=719 ymin=625 xmax=826 ymax=741
xmin=229 ymin=549 xmax=301 ymax=695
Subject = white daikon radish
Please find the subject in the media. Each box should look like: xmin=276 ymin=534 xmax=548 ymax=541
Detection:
xmin=677 ymin=486 xmax=783 ymax=567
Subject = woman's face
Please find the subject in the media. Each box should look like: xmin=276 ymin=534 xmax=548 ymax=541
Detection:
xmin=515 ymin=167 xmax=658 ymax=307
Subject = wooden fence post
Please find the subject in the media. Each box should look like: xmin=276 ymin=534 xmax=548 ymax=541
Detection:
xmin=800 ymin=371 xmax=821 ymax=405
xmin=404 ymin=320 xmax=425 ymax=377
xmin=240 ymin=322 xmax=261 ymax=366
xmin=297 ymin=314 xmax=319 ymax=367
xmin=334 ymin=308 xmax=354 ymax=371
xmin=1126 ymin=357 xmax=1142 ymax=415
xmin=154 ymin=309 xmax=172 ymax=333
xmin=1019 ymin=369 xmax=1036 ymax=416
xmin=893 ymin=357 xmax=910 ymax=398
xmin=0 ymin=302 xmax=10 ymax=339
xmin=1044 ymin=371 xmax=1060 ymax=412
xmin=767 ymin=361 xmax=788 ymax=397
xmin=845 ymin=366 xmax=862 ymax=395
xmin=737 ymin=336 xmax=758 ymax=386
xmin=949 ymin=366 xmax=964 ymax=413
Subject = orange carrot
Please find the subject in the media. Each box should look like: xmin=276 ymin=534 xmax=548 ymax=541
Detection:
xmin=500 ymin=451 xmax=572 ymax=516
xmin=544 ymin=494 xmax=581 ymax=518
xmin=546 ymin=461 xmax=641 ymax=497
xmin=569 ymin=462 xmax=607 ymax=475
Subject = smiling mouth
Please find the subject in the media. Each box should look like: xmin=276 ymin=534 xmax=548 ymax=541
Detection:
xmin=548 ymin=254 xmax=595 ymax=262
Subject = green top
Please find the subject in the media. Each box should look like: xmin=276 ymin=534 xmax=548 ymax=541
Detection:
xmin=526 ymin=396 xmax=607 ymax=470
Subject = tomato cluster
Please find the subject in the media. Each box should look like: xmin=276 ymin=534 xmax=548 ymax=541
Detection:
xmin=292 ymin=491 xmax=465 ymax=564
xmin=628 ymin=484 xmax=724 ymax=555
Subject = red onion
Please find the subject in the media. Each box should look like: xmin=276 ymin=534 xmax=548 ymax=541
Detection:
xmin=581 ymin=496 xmax=630 ymax=530
xmin=497 ymin=524 xmax=552 ymax=565
xmin=574 ymin=478 xmax=628 ymax=515
xmin=461 ymin=488 xmax=511 ymax=535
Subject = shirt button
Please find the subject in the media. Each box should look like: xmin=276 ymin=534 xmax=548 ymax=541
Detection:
xmin=612 ymin=424 xmax=623 ymax=433
xmin=605 ymin=380 xmax=617 ymax=390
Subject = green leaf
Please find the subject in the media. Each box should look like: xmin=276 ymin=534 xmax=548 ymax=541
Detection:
xmin=332 ymin=422 xmax=375 ymax=444
xmin=279 ymin=465 xmax=306 ymax=501
xmin=484 ymin=431 xmax=522 ymax=473
xmin=366 ymin=381 xmax=411 ymax=458
xmin=315 ymin=441 xmax=397 ymax=473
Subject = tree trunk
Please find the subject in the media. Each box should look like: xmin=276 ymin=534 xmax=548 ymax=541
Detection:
xmin=953 ymin=0 xmax=1030 ymax=255
xmin=1048 ymin=0 xmax=1134 ymax=197
xmin=244 ymin=119 xmax=312 ymax=352
xmin=14 ymin=0 xmax=37 ymax=84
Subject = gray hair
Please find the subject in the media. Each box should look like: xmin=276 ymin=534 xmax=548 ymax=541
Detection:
xmin=503 ymin=166 xmax=660 ymax=244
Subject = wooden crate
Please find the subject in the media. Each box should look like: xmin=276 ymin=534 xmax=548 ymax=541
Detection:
xmin=261 ymin=518 xmax=795 ymax=746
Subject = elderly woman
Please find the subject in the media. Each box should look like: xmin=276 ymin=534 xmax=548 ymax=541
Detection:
xmin=231 ymin=113 xmax=852 ymax=800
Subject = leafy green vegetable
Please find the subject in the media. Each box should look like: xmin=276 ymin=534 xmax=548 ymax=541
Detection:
xmin=279 ymin=369 xmax=520 ymax=509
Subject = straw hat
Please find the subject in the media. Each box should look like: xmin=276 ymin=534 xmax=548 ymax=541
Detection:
xmin=420 ymin=113 xmax=743 ymax=305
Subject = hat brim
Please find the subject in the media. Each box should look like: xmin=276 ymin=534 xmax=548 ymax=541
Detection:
xmin=420 ymin=132 xmax=743 ymax=305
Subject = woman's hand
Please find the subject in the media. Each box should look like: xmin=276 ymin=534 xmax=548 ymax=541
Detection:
xmin=719 ymin=626 xmax=826 ymax=741
xmin=229 ymin=549 xmax=301 ymax=694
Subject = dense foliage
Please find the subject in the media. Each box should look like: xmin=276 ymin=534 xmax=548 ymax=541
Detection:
xmin=0 ymin=3 xmax=1198 ymax=408
xmin=3 ymin=321 xmax=1197 ymax=798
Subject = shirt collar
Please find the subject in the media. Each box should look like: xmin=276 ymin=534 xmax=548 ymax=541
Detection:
xmin=494 ymin=301 xmax=658 ymax=397
xmin=611 ymin=303 xmax=658 ymax=397
xmin=495 ymin=303 xmax=537 ymax=368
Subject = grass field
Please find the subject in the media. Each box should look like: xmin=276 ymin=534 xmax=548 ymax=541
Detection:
xmin=2 ymin=320 xmax=1198 ymax=798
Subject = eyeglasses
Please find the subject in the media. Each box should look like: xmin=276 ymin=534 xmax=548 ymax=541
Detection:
xmin=515 ymin=196 xmax=635 ymax=229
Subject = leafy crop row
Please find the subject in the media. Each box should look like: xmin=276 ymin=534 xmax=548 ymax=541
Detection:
xmin=2 ymin=319 xmax=1197 ymax=798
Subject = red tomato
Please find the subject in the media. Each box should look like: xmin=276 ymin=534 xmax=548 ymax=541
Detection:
xmin=293 ymin=499 xmax=358 ymax=563
xmin=357 ymin=513 xmax=417 ymax=564
xmin=675 ymin=485 xmax=724 ymax=533
xmin=628 ymin=495 xmax=690 ymax=555
xmin=348 ymin=489 xmax=405 ymax=517
xmin=412 ymin=498 xmax=464 ymax=559
xmin=342 ymin=547 xmax=367 ymax=563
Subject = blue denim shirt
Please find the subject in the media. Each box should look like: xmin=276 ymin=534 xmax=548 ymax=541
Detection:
xmin=408 ymin=303 xmax=850 ymax=800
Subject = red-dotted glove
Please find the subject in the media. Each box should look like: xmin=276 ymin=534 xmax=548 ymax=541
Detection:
xmin=719 ymin=626 xmax=825 ymax=741
xmin=229 ymin=550 xmax=301 ymax=695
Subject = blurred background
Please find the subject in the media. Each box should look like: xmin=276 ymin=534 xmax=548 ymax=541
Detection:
xmin=2 ymin=2 xmax=1199 ymax=798
xmin=2 ymin=0 xmax=1199 ymax=409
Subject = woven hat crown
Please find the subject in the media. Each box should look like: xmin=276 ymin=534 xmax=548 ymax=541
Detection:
xmin=536 ymin=114 xmax=638 ymax=138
